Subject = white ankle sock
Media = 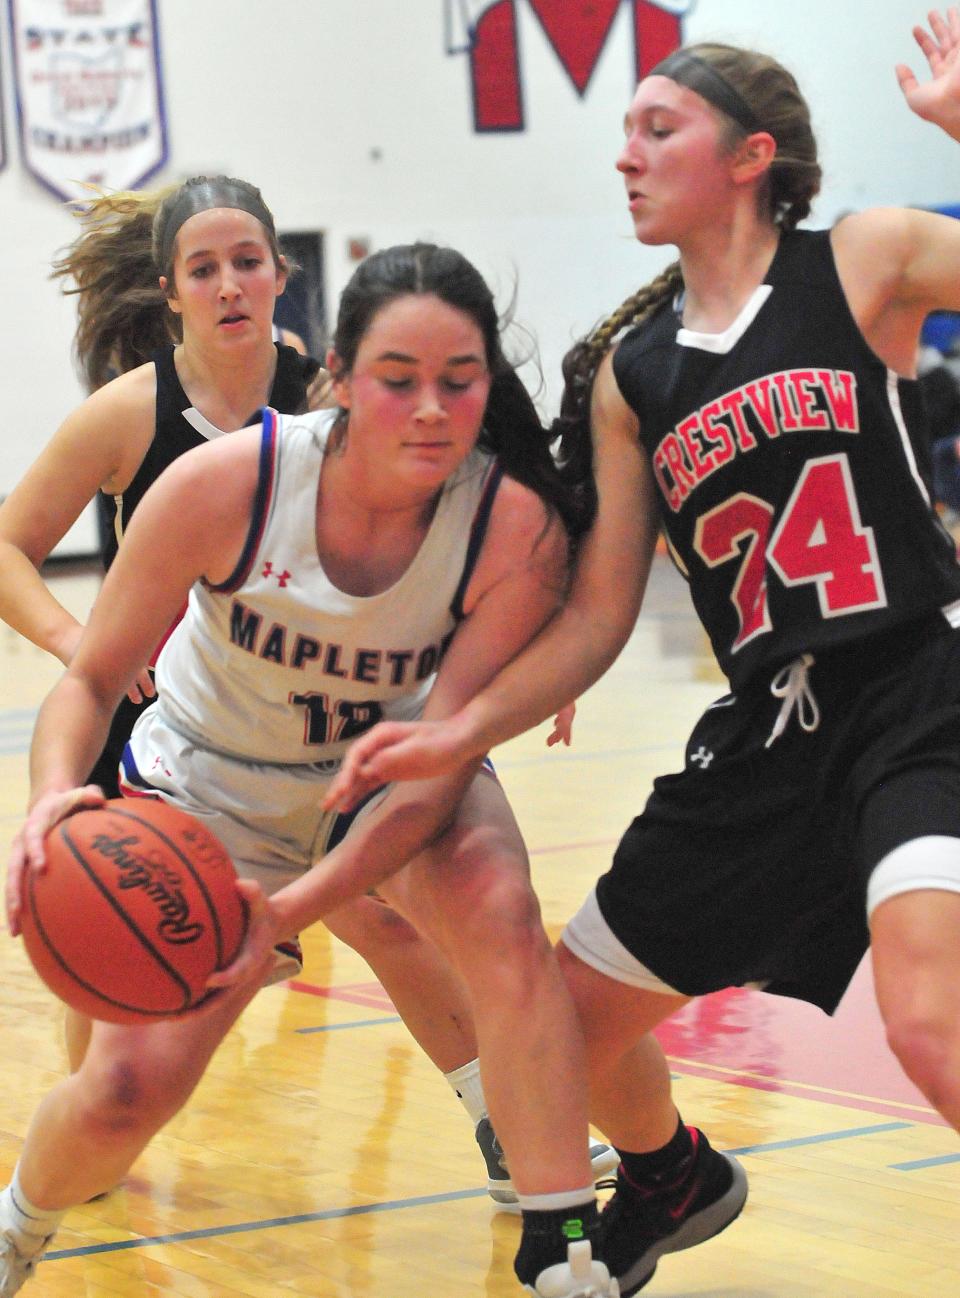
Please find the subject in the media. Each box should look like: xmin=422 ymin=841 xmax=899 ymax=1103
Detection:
xmin=1 ymin=1168 xmax=65 ymax=1256
xmin=517 ymin=1186 xmax=597 ymax=1212
xmin=444 ymin=1058 xmax=487 ymax=1127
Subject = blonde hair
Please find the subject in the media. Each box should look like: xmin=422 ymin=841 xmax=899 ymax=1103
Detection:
xmin=51 ymin=186 xmax=178 ymax=391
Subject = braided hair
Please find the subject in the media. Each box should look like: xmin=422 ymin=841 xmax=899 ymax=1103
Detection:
xmin=555 ymin=262 xmax=683 ymax=529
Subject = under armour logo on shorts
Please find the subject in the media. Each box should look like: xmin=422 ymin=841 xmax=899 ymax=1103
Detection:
xmin=690 ymin=746 xmax=714 ymax=769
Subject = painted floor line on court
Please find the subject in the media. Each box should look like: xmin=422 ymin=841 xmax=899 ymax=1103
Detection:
xmin=44 ymin=1125 xmax=915 ymax=1263
xmin=296 ymin=1014 xmax=402 ymax=1034
xmin=889 ymin=1152 xmax=960 ymax=1171
xmin=670 ymin=1055 xmax=939 ymax=1119
xmin=728 ymin=1121 xmax=912 ymax=1156
xmin=46 ymin=1187 xmax=491 ymax=1260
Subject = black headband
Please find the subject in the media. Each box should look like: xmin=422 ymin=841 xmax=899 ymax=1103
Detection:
xmin=157 ymin=178 xmax=276 ymax=269
xmin=647 ymin=49 xmax=760 ymax=132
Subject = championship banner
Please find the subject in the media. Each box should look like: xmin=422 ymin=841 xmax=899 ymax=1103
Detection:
xmin=0 ymin=53 xmax=6 ymax=171
xmin=9 ymin=0 xmax=167 ymax=200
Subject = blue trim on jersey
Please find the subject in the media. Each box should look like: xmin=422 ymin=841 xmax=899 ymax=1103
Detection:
xmin=208 ymin=408 xmax=280 ymax=595
xmin=117 ymin=740 xmax=160 ymax=797
xmin=450 ymin=461 xmax=505 ymax=621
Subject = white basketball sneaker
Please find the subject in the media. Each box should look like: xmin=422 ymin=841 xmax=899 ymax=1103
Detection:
xmin=0 ymin=1187 xmax=56 ymax=1297
xmin=475 ymin=1117 xmax=620 ymax=1212
xmin=0 ymin=1231 xmax=50 ymax=1297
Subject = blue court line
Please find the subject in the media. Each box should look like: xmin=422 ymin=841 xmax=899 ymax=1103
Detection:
xmin=46 ymin=1187 xmax=490 ymax=1261
xmin=296 ymin=1015 xmax=402 ymax=1034
xmin=41 ymin=1122 xmax=919 ymax=1263
xmin=889 ymin=1152 xmax=960 ymax=1171
xmin=727 ymin=1121 xmax=913 ymax=1155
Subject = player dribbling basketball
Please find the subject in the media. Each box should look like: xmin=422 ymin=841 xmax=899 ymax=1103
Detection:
xmin=2 ymin=244 xmax=613 ymax=1297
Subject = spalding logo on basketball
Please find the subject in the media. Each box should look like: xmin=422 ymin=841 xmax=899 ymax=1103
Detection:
xmin=21 ymin=798 xmax=249 ymax=1025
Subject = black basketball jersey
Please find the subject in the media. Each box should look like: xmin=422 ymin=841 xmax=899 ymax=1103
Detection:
xmin=613 ymin=228 xmax=960 ymax=690
xmin=97 ymin=342 xmax=317 ymax=569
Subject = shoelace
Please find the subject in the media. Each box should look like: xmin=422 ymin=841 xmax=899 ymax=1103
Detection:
xmin=765 ymin=653 xmax=820 ymax=748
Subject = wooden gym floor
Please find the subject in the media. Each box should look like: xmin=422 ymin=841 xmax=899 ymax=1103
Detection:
xmin=0 ymin=553 xmax=958 ymax=1297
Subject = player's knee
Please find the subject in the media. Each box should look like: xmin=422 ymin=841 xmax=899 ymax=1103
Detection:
xmin=78 ymin=1057 xmax=183 ymax=1136
xmin=440 ymin=859 xmax=546 ymax=961
xmin=885 ymin=1009 xmax=958 ymax=1113
xmin=326 ymin=894 xmax=420 ymax=958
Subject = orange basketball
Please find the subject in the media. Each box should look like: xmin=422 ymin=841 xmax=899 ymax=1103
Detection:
xmin=21 ymin=798 xmax=249 ymax=1025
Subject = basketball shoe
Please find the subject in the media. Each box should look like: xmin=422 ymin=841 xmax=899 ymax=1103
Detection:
xmin=475 ymin=1118 xmax=620 ymax=1212
xmin=0 ymin=1230 xmax=51 ymax=1297
xmin=0 ymin=1182 xmax=58 ymax=1297
xmin=599 ymin=1128 xmax=747 ymax=1295
xmin=525 ymin=1239 xmax=619 ymax=1297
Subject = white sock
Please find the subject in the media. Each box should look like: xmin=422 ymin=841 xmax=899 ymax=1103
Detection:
xmin=0 ymin=1168 xmax=65 ymax=1256
xmin=517 ymin=1186 xmax=597 ymax=1212
xmin=444 ymin=1058 xmax=487 ymax=1127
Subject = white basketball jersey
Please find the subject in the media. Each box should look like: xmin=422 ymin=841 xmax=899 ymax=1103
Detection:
xmin=153 ymin=407 xmax=501 ymax=763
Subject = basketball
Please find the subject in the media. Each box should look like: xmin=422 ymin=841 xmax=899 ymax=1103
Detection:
xmin=20 ymin=798 xmax=249 ymax=1025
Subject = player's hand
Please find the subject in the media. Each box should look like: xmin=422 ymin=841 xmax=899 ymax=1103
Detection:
xmin=6 ymin=785 xmax=105 ymax=935
xmin=206 ymin=879 xmax=278 ymax=992
xmin=323 ymin=719 xmax=466 ymax=811
xmin=897 ymin=7 xmax=960 ymax=138
xmin=546 ymin=701 xmax=576 ymax=747
xmin=126 ymin=666 xmax=156 ymax=705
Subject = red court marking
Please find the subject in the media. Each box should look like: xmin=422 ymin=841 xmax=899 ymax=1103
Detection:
xmin=285 ymin=979 xmax=395 ymax=1013
xmin=655 ymin=958 xmax=945 ymax=1126
xmin=285 ymin=954 xmax=943 ymax=1126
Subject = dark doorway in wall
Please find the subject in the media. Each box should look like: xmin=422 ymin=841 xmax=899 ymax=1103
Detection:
xmin=275 ymin=231 xmax=326 ymax=357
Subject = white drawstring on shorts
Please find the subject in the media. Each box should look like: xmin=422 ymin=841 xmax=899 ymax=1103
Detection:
xmin=765 ymin=652 xmax=820 ymax=748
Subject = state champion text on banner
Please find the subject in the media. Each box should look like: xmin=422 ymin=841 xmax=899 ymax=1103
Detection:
xmin=9 ymin=0 xmax=168 ymax=201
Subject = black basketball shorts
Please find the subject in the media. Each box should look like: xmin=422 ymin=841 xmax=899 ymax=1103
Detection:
xmin=583 ymin=617 xmax=960 ymax=1013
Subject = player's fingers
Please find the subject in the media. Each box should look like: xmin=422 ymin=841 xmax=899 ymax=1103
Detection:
xmin=23 ymin=787 xmax=106 ymax=872
xmin=322 ymin=767 xmax=370 ymax=811
xmin=127 ymin=668 xmax=156 ymax=703
xmin=929 ymin=8 xmax=950 ymax=46
xmin=5 ymin=836 xmax=26 ymax=934
xmin=207 ymin=881 xmax=274 ymax=990
xmin=895 ymin=63 xmax=920 ymax=98
xmin=914 ymin=24 xmax=944 ymax=71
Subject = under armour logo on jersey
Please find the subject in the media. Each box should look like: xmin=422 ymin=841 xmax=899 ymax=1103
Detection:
xmin=150 ymin=756 xmax=172 ymax=776
xmin=690 ymin=746 xmax=714 ymax=769
xmin=262 ymin=561 xmax=292 ymax=587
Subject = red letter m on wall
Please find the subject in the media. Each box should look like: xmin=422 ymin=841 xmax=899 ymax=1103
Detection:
xmin=446 ymin=0 xmax=689 ymax=132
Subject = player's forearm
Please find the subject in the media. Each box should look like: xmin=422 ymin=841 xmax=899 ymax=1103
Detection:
xmin=445 ymin=599 xmax=634 ymax=758
xmin=28 ymin=674 xmax=115 ymax=804
xmin=0 ymin=542 xmax=83 ymax=665
xmin=272 ymin=769 xmax=477 ymax=935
